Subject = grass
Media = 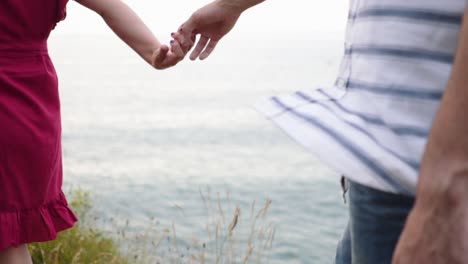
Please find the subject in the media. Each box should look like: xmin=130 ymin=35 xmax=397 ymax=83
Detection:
xmin=28 ymin=190 xmax=130 ymax=264
xmin=28 ymin=189 xmax=275 ymax=264
xmin=146 ymin=189 xmax=276 ymax=264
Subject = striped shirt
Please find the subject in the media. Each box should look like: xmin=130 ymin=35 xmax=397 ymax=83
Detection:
xmin=255 ymin=0 xmax=467 ymax=196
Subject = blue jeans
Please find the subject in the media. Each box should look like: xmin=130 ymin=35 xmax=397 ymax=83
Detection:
xmin=335 ymin=179 xmax=415 ymax=264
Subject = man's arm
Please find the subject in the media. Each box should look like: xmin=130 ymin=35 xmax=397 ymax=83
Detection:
xmin=175 ymin=0 xmax=265 ymax=60
xmin=76 ymin=0 xmax=190 ymax=69
xmin=218 ymin=0 xmax=265 ymax=12
xmin=393 ymin=6 xmax=468 ymax=264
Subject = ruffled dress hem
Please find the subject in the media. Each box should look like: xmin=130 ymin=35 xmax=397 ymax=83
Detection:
xmin=0 ymin=192 xmax=78 ymax=252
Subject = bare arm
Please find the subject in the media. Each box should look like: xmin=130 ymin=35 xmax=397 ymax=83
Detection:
xmin=393 ymin=6 xmax=468 ymax=264
xmin=218 ymin=0 xmax=265 ymax=12
xmin=76 ymin=0 xmax=190 ymax=69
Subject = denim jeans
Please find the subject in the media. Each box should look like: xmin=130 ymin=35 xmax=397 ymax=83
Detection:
xmin=335 ymin=179 xmax=415 ymax=264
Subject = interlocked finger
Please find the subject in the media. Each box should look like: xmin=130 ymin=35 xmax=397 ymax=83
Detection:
xmin=170 ymin=40 xmax=186 ymax=60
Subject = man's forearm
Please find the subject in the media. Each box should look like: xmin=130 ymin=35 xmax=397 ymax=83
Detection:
xmin=417 ymin=7 xmax=468 ymax=207
xmin=392 ymin=11 xmax=468 ymax=262
xmin=218 ymin=0 xmax=265 ymax=13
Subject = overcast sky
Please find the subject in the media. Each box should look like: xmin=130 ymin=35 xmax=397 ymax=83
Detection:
xmin=55 ymin=0 xmax=348 ymax=40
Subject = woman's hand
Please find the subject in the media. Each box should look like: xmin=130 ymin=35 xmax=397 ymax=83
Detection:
xmin=77 ymin=0 xmax=192 ymax=70
xmin=151 ymin=38 xmax=193 ymax=70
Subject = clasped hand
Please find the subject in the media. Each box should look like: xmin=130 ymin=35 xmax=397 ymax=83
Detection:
xmin=154 ymin=0 xmax=242 ymax=69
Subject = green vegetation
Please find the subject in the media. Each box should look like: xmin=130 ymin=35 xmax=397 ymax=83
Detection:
xmin=28 ymin=189 xmax=275 ymax=264
xmin=29 ymin=190 xmax=129 ymax=264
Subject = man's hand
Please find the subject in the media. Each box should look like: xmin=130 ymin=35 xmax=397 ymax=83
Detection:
xmin=173 ymin=0 xmax=246 ymax=60
xmin=392 ymin=192 xmax=468 ymax=264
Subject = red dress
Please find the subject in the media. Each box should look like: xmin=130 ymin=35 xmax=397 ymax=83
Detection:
xmin=0 ymin=0 xmax=77 ymax=250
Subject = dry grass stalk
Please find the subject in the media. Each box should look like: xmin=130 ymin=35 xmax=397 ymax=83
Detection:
xmin=172 ymin=222 xmax=179 ymax=259
xmin=243 ymin=244 xmax=254 ymax=264
xmin=51 ymin=243 xmax=62 ymax=263
xmin=71 ymin=248 xmax=83 ymax=264
xmin=217 ymin=192 xmax=225 ymax=227
xmin=228 ymin=206 xmax=241 ymax=236
xmin=256 ymin=199 xmax=272 ymax=219
xmin=250 ymin=200 xmax=256 ymax=220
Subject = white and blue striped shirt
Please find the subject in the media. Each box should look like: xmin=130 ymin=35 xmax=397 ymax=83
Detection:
xmin=256 ymin=0 xmax=467 ymax=196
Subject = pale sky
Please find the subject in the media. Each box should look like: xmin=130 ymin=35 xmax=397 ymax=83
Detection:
xmin=55 ymin=0 xmax=349 ymax=40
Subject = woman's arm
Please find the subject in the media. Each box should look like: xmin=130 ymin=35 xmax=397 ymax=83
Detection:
xmin=76 ymin=0 xmax=190 ymax=69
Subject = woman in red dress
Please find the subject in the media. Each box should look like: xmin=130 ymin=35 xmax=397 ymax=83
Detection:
xmin=0 ymin=0 xmax=190 ymax=262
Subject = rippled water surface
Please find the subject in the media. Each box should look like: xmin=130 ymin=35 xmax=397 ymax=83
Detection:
xmin=51 ymin=33 xmax=348 ymax=263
